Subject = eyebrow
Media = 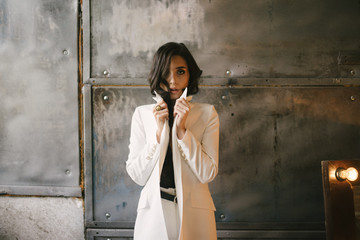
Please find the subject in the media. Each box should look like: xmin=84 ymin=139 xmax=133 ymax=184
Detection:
xmin=175 ymin=66 xmax=187 ymax=69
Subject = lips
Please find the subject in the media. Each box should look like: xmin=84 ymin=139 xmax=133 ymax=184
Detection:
xmin=170 ymin=88 xmax=180 ymax=94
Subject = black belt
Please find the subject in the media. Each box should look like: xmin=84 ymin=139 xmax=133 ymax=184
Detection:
xmin=161 ymin=191 xmax=177 ymax=203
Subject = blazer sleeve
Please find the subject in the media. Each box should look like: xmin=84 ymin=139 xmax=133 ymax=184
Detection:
xmin=176 ymin=105 xmax=220 ymax=184
xmin=126 ymin=107 xmax=160 ymax=186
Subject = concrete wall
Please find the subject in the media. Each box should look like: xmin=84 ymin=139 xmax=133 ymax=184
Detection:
xmin=0 ymin=197 xmax=84 ymax=240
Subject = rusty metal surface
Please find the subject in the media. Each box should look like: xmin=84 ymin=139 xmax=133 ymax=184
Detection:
xmin=89 ymin=0 xmax=360 ymax=81
xmin=0 ymin=0 xmax=80 ymax=194
xmin=91 ymin=87 xmax=149 ymax=223
xmin=90 ymin=86 xmax=359 ymax=231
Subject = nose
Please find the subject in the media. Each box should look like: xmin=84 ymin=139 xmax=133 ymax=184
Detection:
xmin=168 ymin=72 xmax=176 ymax=85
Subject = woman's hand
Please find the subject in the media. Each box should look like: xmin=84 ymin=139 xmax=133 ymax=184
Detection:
xmin=153 ymin=100 xmax=169 ymax=143
xmin=174 ymin=98 xmax=190 ymax=140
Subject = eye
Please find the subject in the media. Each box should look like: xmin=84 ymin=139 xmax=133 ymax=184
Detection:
xmin=177 ymin=69 xmax=185 ymax=75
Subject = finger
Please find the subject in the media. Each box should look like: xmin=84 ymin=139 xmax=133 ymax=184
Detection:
xmin=176 ymin=97 xmax=189 ymax=106
xmin=153 ymin=104 xmax=168 ymax=113
xmin=175 ymin=99 xmax=188 ymax=110
xmin=175 ymin=103 xmax=189 ymax=114
xmin=176 ymin=104 xmax=189 ymax=113
xmin=175 ymin=99 xmax=190 ymax=111
xmin=175 ymin=107 xmax=186 ymax=115
xmin=158 ymin=114 xmax=169 ymax=121
xmin=173 ymin=108 xmax=185 ymax=118
xmin=159 ymin=101 xmax=167 ymax=109
xmin=155 ymin=109 xmax=168 ymax=117
xmin=154 ymin=109 xmax=168 ymax=118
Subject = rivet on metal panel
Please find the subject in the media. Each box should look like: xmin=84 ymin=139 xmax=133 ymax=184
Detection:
xmin=227 ymin=79 xmax=235 ymax=88
xmin=103 ymin=70 xmax=110 ymax=76
xmin=222 ymin=95 xmax=227 ymax=100
xmin=103 ymin=95 xmax=109 ymax=101
xmin=219 ymin=213 xmax=225 ymax=220
xmin=350 ymin=70 xmax=356 ymax=75
xmin=65 ymin=169 xmax=71 ymax=176
xmin=63 ymin=49 xmax=69 ymax=55
xmin=226 ymin=70 xmax=231 ymax=76
xmin=107 ymin=238 xmax=111 ymax=240
xmin=105 ymin=212 xmax=111 ymax=219
xmin=350 ymin=96 xmax=355 ymax=101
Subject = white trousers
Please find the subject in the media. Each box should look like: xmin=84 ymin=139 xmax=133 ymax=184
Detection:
xmin=161 ymin=188 xmax=180 ymax=240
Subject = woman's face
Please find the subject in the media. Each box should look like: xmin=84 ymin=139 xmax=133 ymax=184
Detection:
xmin=165 ymin=55 xmax=190 ymax=100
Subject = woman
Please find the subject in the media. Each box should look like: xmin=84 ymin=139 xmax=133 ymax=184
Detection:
xmin=126 ymin=42 xmax=219 ymax=240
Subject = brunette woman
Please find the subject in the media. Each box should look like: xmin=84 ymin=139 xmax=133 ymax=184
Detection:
xmin=126 ymin=42 xmax=219 ymax=240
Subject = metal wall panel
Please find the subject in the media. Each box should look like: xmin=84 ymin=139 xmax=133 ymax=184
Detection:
xmin=89 ymin=0 xmax=360 ymax=81
xmin=0 ymin=0 xmax=80 ymax=196
xmin=91 ymin=87 xmax=148 ymax=223
xmin=83 ymin=0 xmax=360 ymax=238
xmin=89 ymin=86 xmax=359 ymax=234
xmin=86 ymin=229 xmax=326 ymax=240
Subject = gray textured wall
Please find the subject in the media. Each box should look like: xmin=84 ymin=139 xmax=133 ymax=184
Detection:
xmin=0 ymin=0 xmax=80 ymax=195
xmin=0 ymin=0 xmax=83 ymax=239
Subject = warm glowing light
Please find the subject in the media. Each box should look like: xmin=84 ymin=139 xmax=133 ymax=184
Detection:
xmin=346 ymin=167 xmax=359 ymax=181
xmin=336 ymin=167 xmax=359 ymax=182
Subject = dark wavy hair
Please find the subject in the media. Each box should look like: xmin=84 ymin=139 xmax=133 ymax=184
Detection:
xmin=148 ymin=42 xmax=202 ymax=99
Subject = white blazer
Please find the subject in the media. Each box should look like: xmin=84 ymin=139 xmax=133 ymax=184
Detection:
xmin=126 ymin=93 xmax=219 ymax=240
